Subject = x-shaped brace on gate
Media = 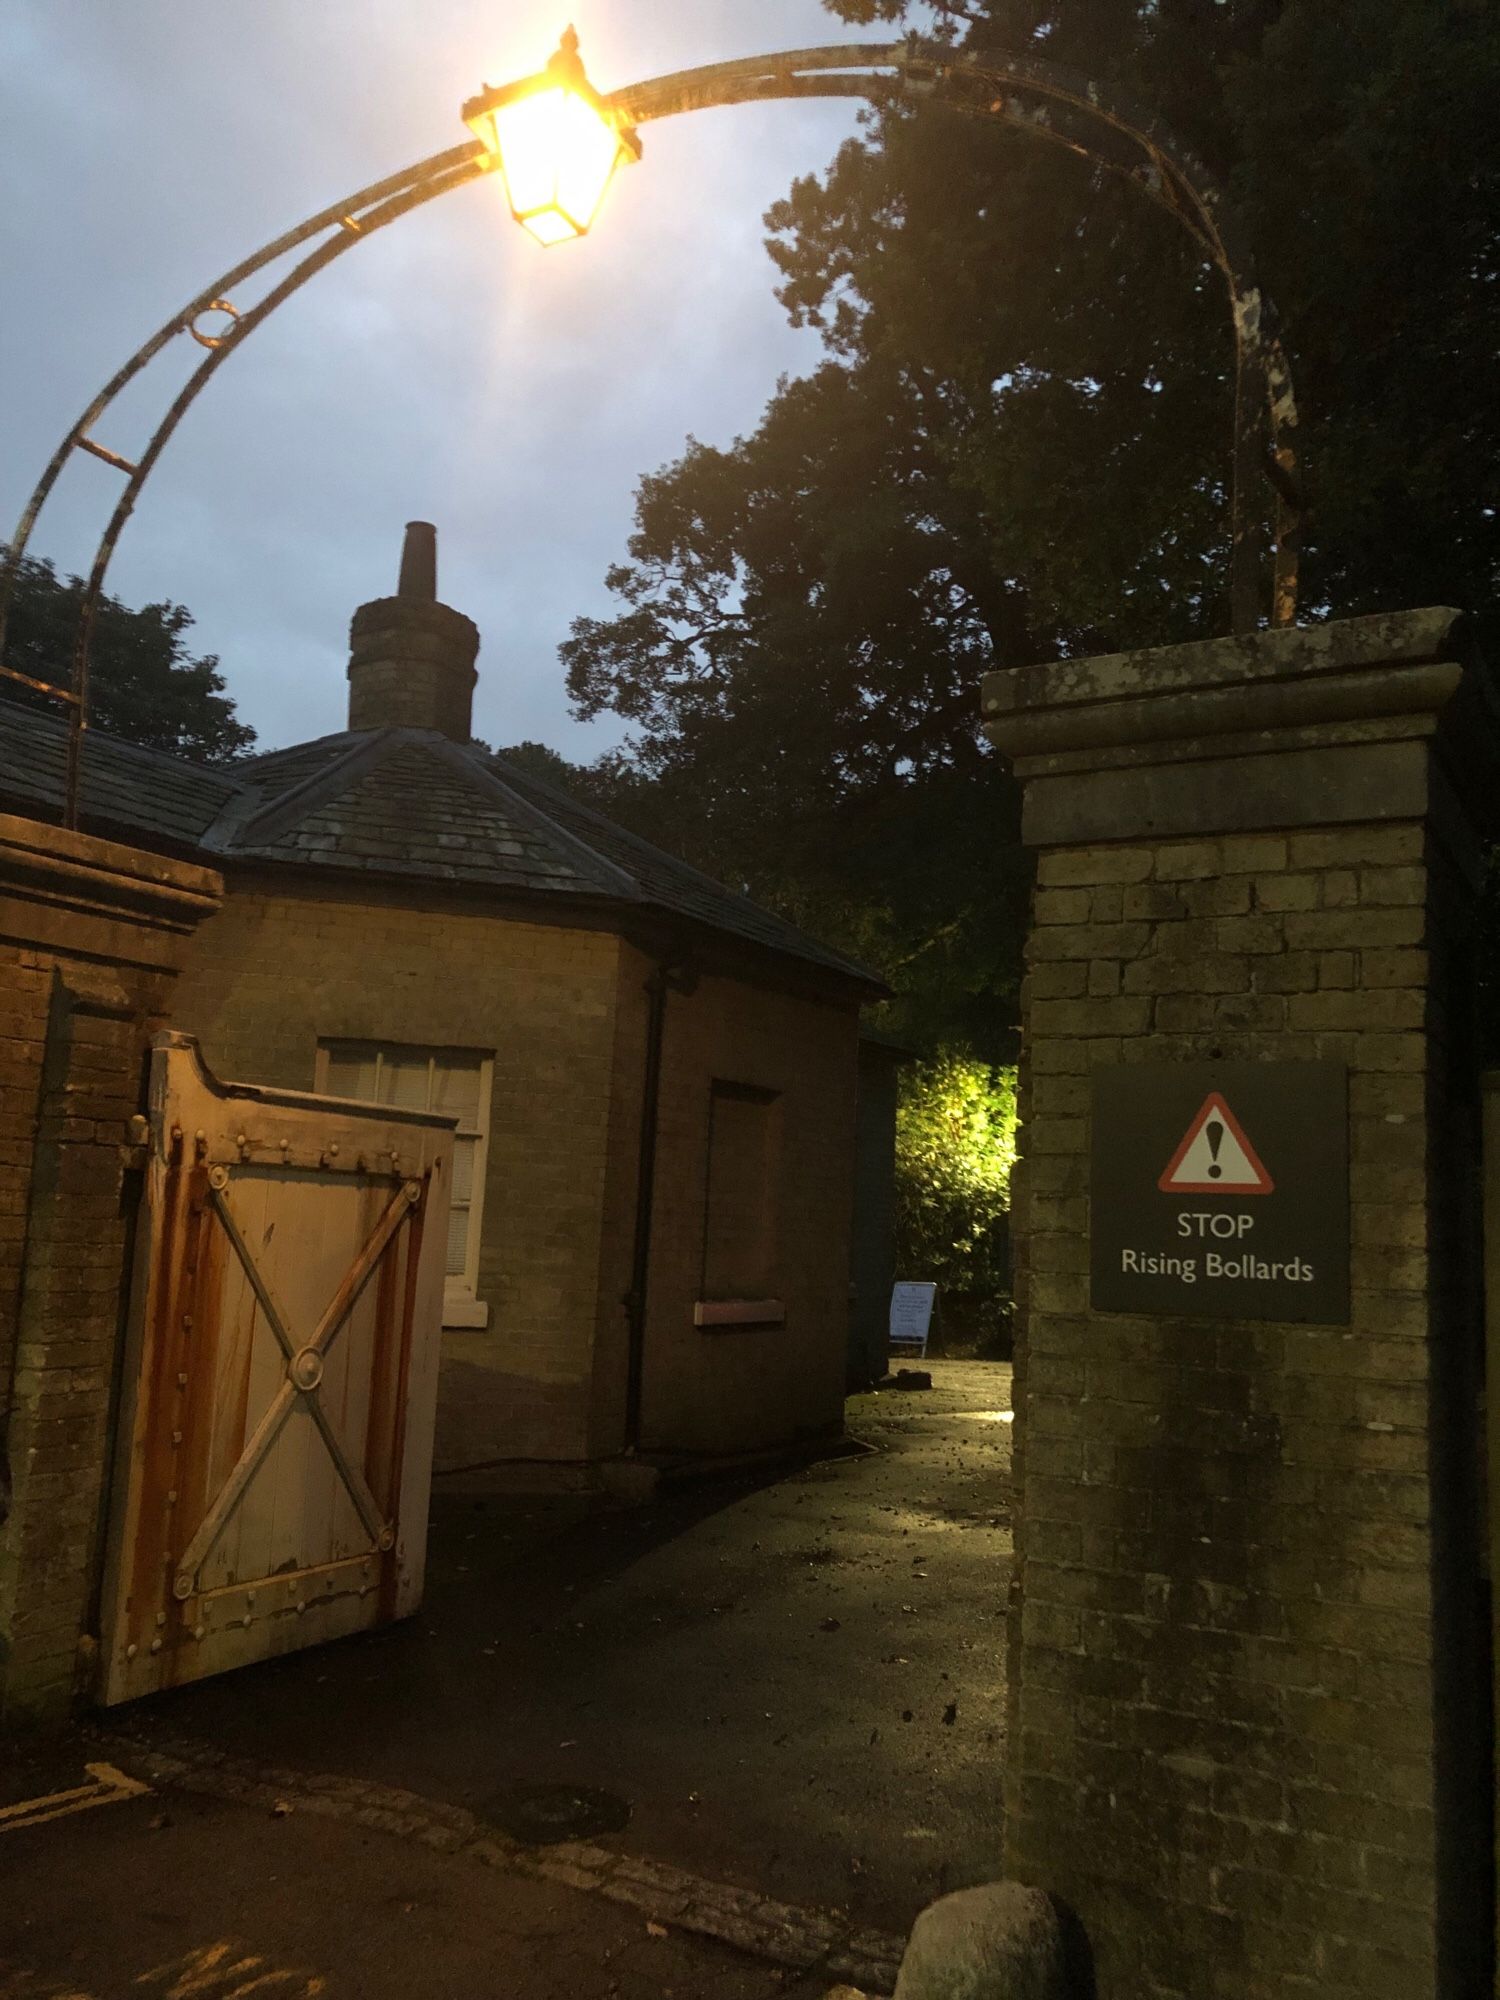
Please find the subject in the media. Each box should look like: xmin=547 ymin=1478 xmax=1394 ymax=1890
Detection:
xmin=170 ymin=1172 xmax=423 ymax=1602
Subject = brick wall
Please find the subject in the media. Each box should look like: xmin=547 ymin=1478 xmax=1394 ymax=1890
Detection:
xmin=0 ymin=948 xmax=52 ymax=1415
xmin=986 ymin=613 xmax=1493 ymax=1999
xmin=0 ymin=815 xmax=220 ymax=1719
xmin=636 ymin=961 xmax=859 ymax=1458
xmin=1012 ymin=823 xmax=1477 ymax=1995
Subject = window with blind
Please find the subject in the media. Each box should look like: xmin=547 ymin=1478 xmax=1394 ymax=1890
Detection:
xmin=316 ymin=1040 xmax=494 ymax=1330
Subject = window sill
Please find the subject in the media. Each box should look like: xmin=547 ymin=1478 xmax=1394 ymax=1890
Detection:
xmin=442 ymin=1292 xmax=490 ymax=1331
xmin=694 ymin=1299 xmax=786 ymax=1330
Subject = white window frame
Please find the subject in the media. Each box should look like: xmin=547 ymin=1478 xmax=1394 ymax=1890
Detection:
xmin=315 ymin=1040 xmax=493 ymax=1331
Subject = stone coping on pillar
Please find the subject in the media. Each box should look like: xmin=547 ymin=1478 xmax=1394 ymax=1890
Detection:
xmin=0 ymin=809 xmax=222 ymax=970
xmin=979 ymin=609 xmax=1498 ymax=850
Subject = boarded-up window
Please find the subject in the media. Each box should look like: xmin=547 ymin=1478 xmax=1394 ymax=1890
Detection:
xmin=701 ymin=1081 xmax=781 ymax=1301
xmin=317 ymin=1041 xmax=492 ymax=1328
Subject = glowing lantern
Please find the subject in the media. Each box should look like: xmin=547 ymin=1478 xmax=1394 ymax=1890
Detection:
xmin=463 ymin=27 xmax=640 ymax=247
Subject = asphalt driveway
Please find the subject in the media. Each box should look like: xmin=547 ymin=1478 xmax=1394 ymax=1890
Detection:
xmin=111 ymin=1359 xmax=1015 ymax=1936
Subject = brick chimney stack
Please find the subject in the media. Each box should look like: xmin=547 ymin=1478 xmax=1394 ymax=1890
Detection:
xmin=347 ymin=522 xmax=480 ymax=741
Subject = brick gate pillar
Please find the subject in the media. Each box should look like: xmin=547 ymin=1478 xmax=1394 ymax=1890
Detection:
xmin=982 ymin=611 xmax=1494 ymax=1999
xmin=0 ymin=814 xmax=221 ymax=1722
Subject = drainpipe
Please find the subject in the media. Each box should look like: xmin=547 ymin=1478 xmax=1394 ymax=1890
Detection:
xmin=622 ymin=956 xmax=695 ymax=1451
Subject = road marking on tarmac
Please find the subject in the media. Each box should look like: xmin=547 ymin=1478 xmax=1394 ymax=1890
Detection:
xmin=0 ymin=1942 xmax=326 ymax=1999
xmin=0 ymin=1762 xmax=150 ymax=1834
xmin=134 ymin=1943 xmax=327 ymax=1996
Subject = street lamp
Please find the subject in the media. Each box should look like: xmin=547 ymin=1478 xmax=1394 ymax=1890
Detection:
xmin=0 ymin=31 xmax=1304 ymax=828
xmin=463 ymin=26 xmax=641 ymax=247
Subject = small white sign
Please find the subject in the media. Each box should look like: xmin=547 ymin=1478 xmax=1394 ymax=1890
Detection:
xmin=889 ymin=1281 xmax=937 ymax=1356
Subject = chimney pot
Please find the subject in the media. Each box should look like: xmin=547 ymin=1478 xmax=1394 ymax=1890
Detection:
xmin=397 ymin=520 xmax=438 ymax=602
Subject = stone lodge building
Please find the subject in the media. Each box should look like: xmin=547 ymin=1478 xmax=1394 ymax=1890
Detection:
xmin=0 ymin=524 xmax=883 ymax=1478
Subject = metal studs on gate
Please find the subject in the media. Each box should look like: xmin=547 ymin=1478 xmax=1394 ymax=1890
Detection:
xmin=289 ymin=1346 xmax=324 ymax=1392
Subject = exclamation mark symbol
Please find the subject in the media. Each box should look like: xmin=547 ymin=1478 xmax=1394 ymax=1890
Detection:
xmin=1205 ymin=1118 xmax=1224 ymax=1180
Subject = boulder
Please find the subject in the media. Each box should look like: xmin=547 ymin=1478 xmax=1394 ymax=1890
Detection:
xmin=893 ymin=1883 xmax=1067 ymax=2000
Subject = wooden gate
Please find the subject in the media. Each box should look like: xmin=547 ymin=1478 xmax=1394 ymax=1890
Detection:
xmin=99 ymin=1033 xmax=453 ymax=1705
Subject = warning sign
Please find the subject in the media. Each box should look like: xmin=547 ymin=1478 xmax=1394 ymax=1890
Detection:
xmin=1158 ymin=1094 xmax=1273 ymax=1195
xmin=1091 ymin=1061 xmax=1348 ymax=1324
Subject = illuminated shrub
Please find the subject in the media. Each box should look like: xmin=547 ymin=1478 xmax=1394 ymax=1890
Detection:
xmin=893 ymin=1051 xmax=1017 ymax=1346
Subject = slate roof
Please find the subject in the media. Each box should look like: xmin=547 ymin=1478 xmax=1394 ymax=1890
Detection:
xmin=482 ymin=752 xmax=868 ymax=977
xmin=0 ymin=697 xmax=880 ymax=989
xmin=0 ymin=695 xmax=240 ymax=846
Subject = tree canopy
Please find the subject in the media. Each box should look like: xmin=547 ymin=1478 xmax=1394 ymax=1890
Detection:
xmin=2 ymin=551 xmax=254 ymax=764
xmin=561 ymin=0 xmax=1498 ymax=1059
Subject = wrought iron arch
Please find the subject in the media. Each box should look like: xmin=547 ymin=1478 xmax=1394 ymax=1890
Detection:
xmin=0 ymin=38 xmax=1301 ymax=826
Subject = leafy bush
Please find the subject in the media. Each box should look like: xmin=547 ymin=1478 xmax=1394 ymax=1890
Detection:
xmin=894 ymin=1052 xmax=1017 ymax=1349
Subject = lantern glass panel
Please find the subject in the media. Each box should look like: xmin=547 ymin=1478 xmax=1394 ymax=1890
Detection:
xmin=493 ymin=83 xmax=625 ymax=244
xmin=521 ymin=207 xmax=581 ymax=248
xmin=552 ymin=90 xmax=626 ymax=232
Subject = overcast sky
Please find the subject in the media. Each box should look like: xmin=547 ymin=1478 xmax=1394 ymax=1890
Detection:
xmin=0 ymin=2 xmax=868 ymax=759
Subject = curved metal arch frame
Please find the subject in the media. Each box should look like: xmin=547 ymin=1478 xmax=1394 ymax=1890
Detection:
xmin=0 ymin=37 xmax=1301 ymax=829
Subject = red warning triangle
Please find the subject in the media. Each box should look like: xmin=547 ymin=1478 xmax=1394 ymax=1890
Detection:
xmin=1158 ymin=1093 xmax=1273 ymax=1195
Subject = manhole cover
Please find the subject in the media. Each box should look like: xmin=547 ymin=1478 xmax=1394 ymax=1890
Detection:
xmin=486 ymin=1782 xmax=632 ymax=1845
